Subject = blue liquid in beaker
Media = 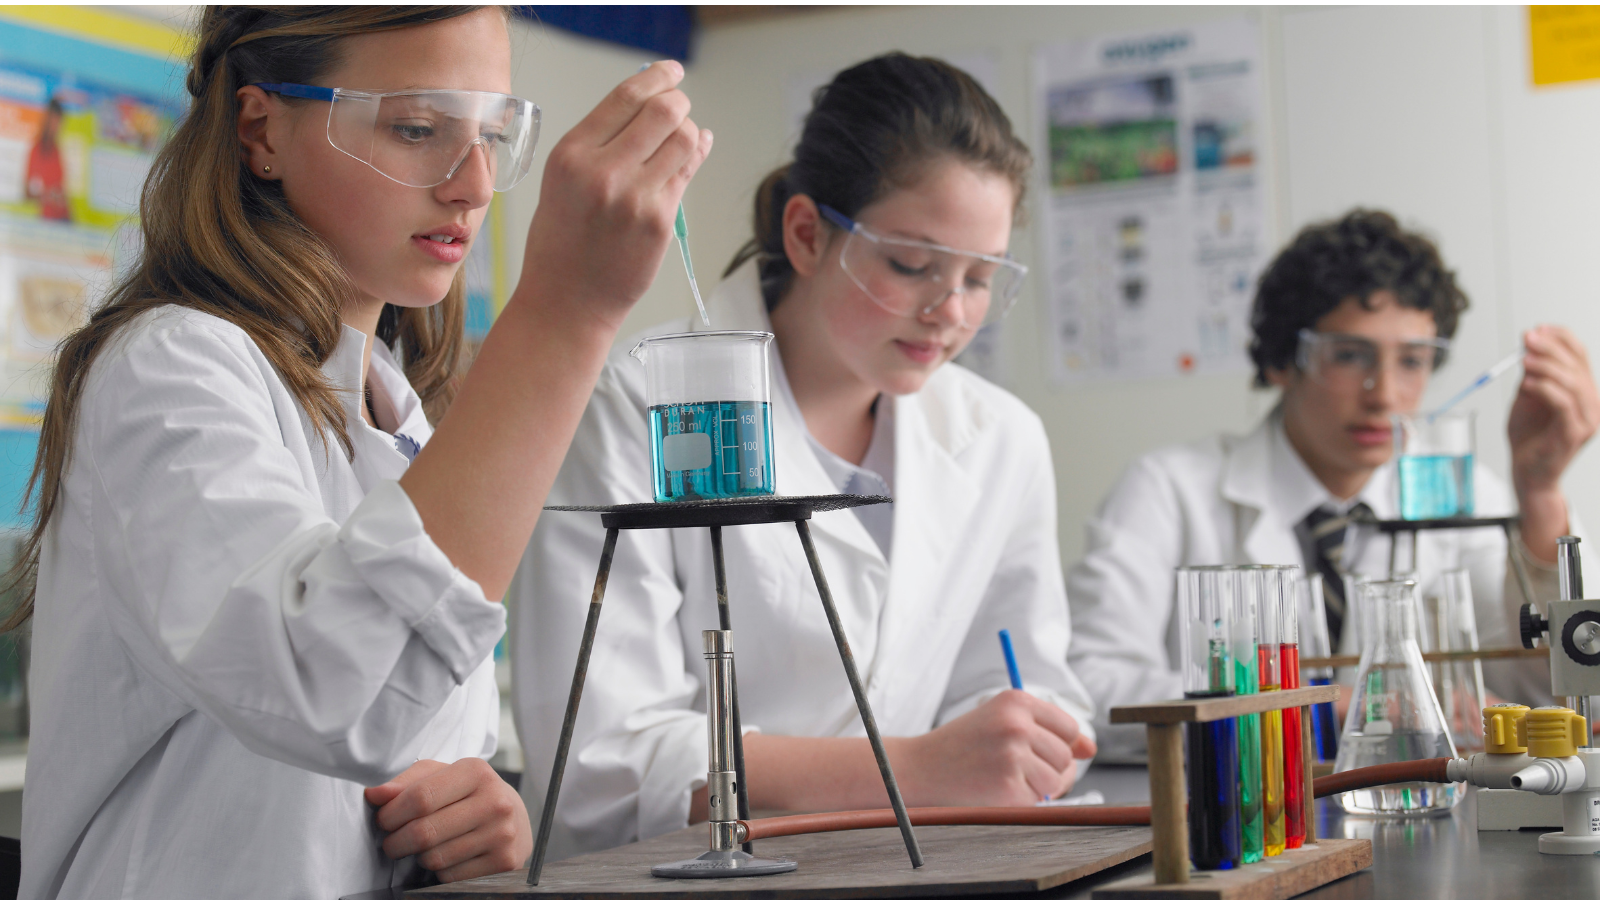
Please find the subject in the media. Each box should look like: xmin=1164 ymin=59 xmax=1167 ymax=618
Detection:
xmin=1398 ymin=454 xmax=1474 ymax=520
xmin=648 ymin=401 xmax=776 ymax=502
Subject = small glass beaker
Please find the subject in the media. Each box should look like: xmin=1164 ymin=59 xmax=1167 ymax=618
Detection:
xmin=1423 ymin=570 xmax=1487 ymax=754
xmin=1334 ymin=578 xmax=1460 ymax=816
xmin=630 ymin=331 xmax=777 ymax=503
xmin=1394 ymin=411 xmax=1475 ymax=520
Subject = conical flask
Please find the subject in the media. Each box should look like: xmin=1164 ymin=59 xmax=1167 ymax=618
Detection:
xmin=1334 ymin=578 xmax=1460 ymax=816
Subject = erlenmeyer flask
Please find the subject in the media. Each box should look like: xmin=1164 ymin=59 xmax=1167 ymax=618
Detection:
xmin=1334 ymin=578 xmax=1461 ymax=816
xmin=1424 ymin=570 xmax=1487 ymax=754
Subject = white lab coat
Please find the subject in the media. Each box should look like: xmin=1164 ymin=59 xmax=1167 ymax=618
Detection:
xmin=511 ymin=260 xmax=1096 ymax=859
xmin=22 ymin=307 xmax=504 ymax=900
xmin=1067 ymin=411 xmax=1583 ymax=761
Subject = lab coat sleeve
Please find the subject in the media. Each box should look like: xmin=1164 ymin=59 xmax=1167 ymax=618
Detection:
xmin=81 ymin=315 xmax=504 ymax=786
xmin=934 ymin=413 xmax=1097 ymax=749
xmin=1066 ymin=452 xmax=1188 ymax=762
xmin=512 ymin=361 xmax=707 ymax=859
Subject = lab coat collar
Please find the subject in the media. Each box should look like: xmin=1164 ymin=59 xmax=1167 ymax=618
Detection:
xmin=320 ymin=324 xmax=427 ymax=482
xmin=367 ymin=339 xmax=432 ymax=451
xmin=324 ymin=324 xmax=369 ymax=425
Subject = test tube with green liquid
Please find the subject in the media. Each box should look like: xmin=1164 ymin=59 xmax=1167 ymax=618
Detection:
xmin=1232 ymin=569 xmax=1263 ymax=864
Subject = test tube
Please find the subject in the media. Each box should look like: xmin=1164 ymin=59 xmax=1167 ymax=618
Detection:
xmin=1233 ymin=568 xmax=1263 ymax=864
xmin=1281 ymin=573 xmax=1306 ymax=849
xmin=1178 ymin=567 xmax=1240 ymax=871
xmin=1256 ymin=567 xmax=1289 ymax=857
xmin=1303 ymin=575 xmax=1340 ymax=762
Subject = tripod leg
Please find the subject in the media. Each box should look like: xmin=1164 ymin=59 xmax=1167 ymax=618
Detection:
xmin=794 ymin=519 xmax=924 ymax=868
xmin=527 ymin=527 xmax=619 ymax=886
xmin=709 ymin=526 xmax=754 ymax=853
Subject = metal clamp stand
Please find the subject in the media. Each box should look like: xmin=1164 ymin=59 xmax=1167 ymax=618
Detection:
xmin=526 ymin=494 xmax=923 ymax=886
xmin=1354 ymin=512 xmax=1536 ymax=608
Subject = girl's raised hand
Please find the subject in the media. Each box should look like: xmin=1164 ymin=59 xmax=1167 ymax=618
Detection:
xmin=519 ymin=60 xmax=713 ymax=330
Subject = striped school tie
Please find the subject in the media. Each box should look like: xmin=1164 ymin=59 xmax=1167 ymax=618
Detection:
xmin=1298 ymin=503 xmax=1372 ymax=649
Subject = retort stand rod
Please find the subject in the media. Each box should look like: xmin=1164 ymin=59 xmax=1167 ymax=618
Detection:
xmin=794 ymin=519 xmax=925 ymax=868
xmin=527 ymin=528 xmax=620 ymax=886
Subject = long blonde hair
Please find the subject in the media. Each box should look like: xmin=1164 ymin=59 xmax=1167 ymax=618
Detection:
xmin=5 ymin=6 xmax=490 ymax=628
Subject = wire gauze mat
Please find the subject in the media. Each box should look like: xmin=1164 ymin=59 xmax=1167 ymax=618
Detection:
xmin=546 ymin=493 xmax=892 ymax=514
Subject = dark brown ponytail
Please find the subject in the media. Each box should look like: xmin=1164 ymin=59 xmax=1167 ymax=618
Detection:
xmin=725 ymin=52 xmax=1032 ymax=310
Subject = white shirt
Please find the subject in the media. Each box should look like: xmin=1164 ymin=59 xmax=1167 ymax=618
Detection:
xmin=1067 ymin=409 xmax=1580 ymax=761
xmin=510 ymin=260 xmax=1096 ymax=860
xmin=22 ymin=307 xmax=505 ymax=900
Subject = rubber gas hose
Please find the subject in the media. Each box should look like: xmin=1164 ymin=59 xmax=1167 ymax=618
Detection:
xmin=735 ymin=757 xmax=1455 ymax=842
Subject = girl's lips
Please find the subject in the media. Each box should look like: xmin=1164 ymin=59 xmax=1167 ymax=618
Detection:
xmin=894 ymin=339 xmax=943 ymax=365
xmin=412 ymin=235 xmax=466 ymax=263
xmin=1349 ymin=426 xmax=1392 ymax=447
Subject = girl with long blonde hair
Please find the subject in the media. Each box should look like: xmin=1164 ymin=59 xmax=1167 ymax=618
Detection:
xmin=18 ymin=8 xmax=709 ymax=898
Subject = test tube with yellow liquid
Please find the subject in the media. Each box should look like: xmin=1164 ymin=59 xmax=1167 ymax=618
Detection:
xmin=1255 ymin=567 xmax=1293 ymax=857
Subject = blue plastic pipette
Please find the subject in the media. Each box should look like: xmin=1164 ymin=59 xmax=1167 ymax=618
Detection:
xmin=1427 ymin=348 xmax=1525 ymax=421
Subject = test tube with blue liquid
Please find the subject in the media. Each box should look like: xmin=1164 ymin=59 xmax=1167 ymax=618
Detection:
xmin=632 ymin=331 xmax=777 ymax=502
xmin=1303 ymin=574 xmax=1341 ymax=763
xmin=1177 ymin=567 xmax=1240 ymax=870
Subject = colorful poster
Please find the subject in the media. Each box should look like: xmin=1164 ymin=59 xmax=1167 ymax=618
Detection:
xmin=1034 ymin=19 xmax=1267 ymax=385
xmin=0 ymin=8 xmax=190 ymax=524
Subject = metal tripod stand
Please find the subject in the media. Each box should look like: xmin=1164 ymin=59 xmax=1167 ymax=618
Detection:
xmin=526 ymin=494 xmax=923 ymax=885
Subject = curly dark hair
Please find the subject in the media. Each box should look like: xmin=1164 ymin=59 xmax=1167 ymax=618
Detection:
xmin=1248 ymin=208 xmax=1468 ymax=387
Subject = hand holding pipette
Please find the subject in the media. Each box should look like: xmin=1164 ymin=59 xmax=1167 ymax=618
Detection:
xmin=1505 ymin=326 xmax=1600 ymax=562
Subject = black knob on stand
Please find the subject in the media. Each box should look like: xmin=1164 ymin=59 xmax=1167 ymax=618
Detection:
xmin=1521 ymin=603 xmax=1549 ymax=649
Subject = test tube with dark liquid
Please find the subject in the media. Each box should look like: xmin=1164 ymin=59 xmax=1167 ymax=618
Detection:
xmin=1178 ymin=567 xmax=1240 ymax=870
xmin=1303 ymin=575 xmax=1340 ymax=762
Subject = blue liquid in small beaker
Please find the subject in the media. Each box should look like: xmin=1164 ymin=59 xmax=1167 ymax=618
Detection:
xmin=1398 ymin=454 xmax=1474 ymax=520
xmin=648 ymin=401 xmax=776 ymax=502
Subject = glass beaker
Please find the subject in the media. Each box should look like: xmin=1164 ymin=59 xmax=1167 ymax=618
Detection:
xmin=1394 ymin=411 xmax=1475 ymax=520
xmin=1423 ymin=570 xmax=1488 ymax=754
xmin=630 ymin=331 xmax=777 ymax=503
xmin=1334 ymin=578 xmax=1460 ymax=816
xmin=1177 ymin=566 xmax=1240 ymax=871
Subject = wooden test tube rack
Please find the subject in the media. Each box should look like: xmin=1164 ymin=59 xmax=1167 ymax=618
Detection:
xmin=1092 ymin=684 xmax=1372 ymax=900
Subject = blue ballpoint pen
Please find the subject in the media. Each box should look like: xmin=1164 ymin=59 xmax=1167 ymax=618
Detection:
xmin=998 ymin=629 xmax=1024 ymax=690
xmin=999 ymin=629 xmax=1051 ymax=802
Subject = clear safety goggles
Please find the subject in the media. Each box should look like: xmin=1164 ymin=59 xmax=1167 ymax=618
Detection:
xmin=255 ymin=83 xmax=541 ymax=192
xmin=1296 ymin=329 xmax=1450 ymax=391
xmin=819 ymin=204 xmax=1027 ymax=330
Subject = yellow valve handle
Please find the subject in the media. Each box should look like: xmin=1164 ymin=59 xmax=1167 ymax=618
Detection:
xmin=1526 ymin=706 xmax=1587 ymax=758
xmin=1483 ymin=703 xmax=1530 ymax=754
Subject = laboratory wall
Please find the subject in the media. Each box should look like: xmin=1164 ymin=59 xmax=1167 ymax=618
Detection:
xmin=504 ymin=6 xmax=1600 ymax=569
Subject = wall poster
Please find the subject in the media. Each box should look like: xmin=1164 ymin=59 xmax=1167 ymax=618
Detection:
xmin=1034 ymin=18 xmax=1268 ymax=385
